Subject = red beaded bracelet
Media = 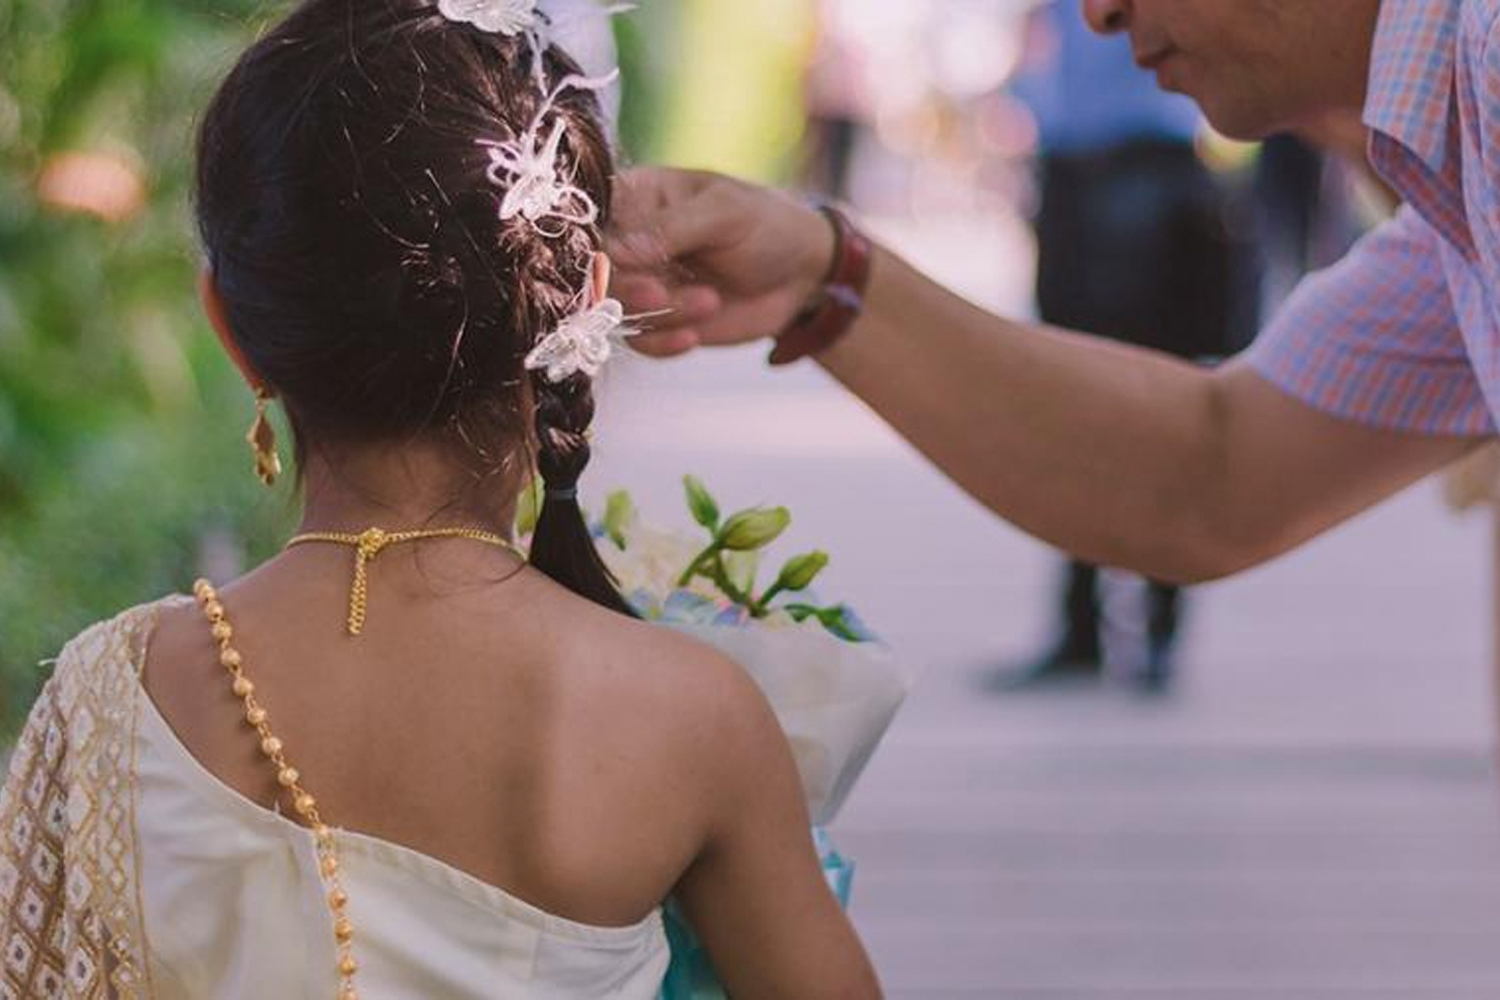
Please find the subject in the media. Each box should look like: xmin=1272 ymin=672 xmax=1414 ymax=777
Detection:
xmin=768 ymin=204 xmax=874 ymax=367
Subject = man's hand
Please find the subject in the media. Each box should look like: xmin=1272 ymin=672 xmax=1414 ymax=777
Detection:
xmin=607 ymin=168 xmax=836 ymax=357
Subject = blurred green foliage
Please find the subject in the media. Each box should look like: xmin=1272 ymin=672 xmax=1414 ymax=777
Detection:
xmin=652 ymin=0 xmax=812 ymax=180
xmin=0 ymin=0 xmax=303 ymax=732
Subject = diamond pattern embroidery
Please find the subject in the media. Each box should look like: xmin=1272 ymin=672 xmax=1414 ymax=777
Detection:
xmin=17 ymin=887 xmax=46 ymax=933
xmin=29 ymin=843 xmax=60 ymax=889
xmin=3 ymin=932 xmax=32 ymax=976
xmin=0 ymin=604 xmax=160 ymax=997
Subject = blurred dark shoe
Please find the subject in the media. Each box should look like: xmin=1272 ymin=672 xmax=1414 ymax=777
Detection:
xmin=1131 ymin=638 xmax=1177 ymax=695
xmin=985 ymin=637 xmax=1103 ymax=692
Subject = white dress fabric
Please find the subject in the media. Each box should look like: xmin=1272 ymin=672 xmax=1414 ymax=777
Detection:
xmin=0 ymin=598 xmax=669 ymax=999
xmin=134 ymin=691 xmax=670 ymax=999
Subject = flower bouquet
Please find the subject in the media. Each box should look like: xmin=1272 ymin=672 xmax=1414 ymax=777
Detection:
xmin=520 ymin=477 xmax=914 ymax=997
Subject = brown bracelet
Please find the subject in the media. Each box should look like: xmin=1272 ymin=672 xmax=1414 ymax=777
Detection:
xmin=768 ymin=204 xmax=873 ymax=367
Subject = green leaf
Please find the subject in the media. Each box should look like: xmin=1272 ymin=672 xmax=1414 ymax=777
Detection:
xmin=817 ymin=606 xmax=865 ymax=643
xmin=718 ymin=506 xmax=790 ymax=552
xmin=603 ymin=490 xmax=636 ymax=550
xmin=784 ymin=603 xmax=863 ymax=642
xmin=514 ymin=476 xmax=544 ymax=538
xmin=683 ymin=475 xmax=720 ymax=531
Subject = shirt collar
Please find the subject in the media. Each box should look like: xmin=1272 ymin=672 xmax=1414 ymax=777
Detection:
xmin=1362 ymin=0 xmax=1460 ymax=173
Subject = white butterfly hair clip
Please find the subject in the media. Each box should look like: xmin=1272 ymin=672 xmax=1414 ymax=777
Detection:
xmin=436 ymin=0 xmax=542 ymax=36
xmin=524 ymin=255 xmax=662 ymax=383
xmin=438 ymin=1 xmax=636 ymax=95
xmin=476 ymin=70 xmax=617 ymax=236
xmin=524 ymin=296 xmax=634 ymax=382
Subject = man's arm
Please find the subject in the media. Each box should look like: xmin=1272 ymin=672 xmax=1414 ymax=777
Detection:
xmin=610 ymin=170 xmax=1482 ymax=583
xmin=820 ymin=247 xmax=1469 ymax=582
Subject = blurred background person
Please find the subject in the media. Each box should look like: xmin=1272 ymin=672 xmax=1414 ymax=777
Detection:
xmin=991 ymin=0 xmax=1257 ymax=693
xmin=1253 ymin=128 xmax=1381 ymax=312
xmin=1253 ymin=135 xmax=1328 ymax=309
xmin=803 ymin=0 xmax=872 ymax=201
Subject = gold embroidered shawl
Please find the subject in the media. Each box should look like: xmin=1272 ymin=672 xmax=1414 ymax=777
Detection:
xmin=0 ymin=604 xmax=159 ymax=998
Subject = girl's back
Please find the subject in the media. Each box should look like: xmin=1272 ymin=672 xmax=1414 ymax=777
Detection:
xmin=144 ymin=545 xmax=745 ymax=932
xmin=134 ymin=545 xmax=773 ymax=996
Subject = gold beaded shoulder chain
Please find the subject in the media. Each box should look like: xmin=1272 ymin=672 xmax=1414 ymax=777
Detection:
xmin=194 ymin=579 xmax=361 ymax=999
xmin=192 ymin=527 xmax=523 ymax=998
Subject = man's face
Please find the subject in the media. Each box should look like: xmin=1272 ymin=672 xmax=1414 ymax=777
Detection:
xmin=1081 ymin=0 xmax=1380 ymax=140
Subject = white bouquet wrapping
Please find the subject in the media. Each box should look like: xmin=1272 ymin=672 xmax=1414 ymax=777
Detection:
xmin=662 ymin=619 xmax=910 ymax=826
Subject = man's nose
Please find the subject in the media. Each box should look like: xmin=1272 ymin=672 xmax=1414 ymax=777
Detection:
xmin=1082 ymin=0 xmax=1132 ymax=34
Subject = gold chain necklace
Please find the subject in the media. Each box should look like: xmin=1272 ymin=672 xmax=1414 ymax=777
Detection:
xmin=285 ymin=527 xmax=525 ymax=636
xmin=193 ymin=580 xmax=360 ymax=999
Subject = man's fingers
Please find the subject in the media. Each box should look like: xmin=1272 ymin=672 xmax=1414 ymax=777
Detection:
xmin=611 ymin=273 xmax=675 ymax=315
xmin=604 ymin=228 xmax=668 ymax=271
xmin=616 ymin=166 xmax=718 ymax=216
xmin=609 ymin=166 xmax=711 ymax=265
xmin=650 ymin=192 xmax=742 ymax=261
xmin=627 ymin=329 xmax=702 ymax=358
xmin=608 ymin=170 xmax=743 ymax=268
xmin=690 ymin=290 xmax=797 ymax=346
xmin=613 ymin=274 xmax=723 ymax=325
xmin=672 ymin=285 xmax=723 ymax=325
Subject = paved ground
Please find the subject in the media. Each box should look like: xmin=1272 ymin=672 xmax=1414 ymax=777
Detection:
xmin=590 ymin=211 xmax=1500 ymax=997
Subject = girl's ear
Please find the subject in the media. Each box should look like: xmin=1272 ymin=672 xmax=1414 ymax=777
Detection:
xmin=589 ymin=251 xmax=612 ymax=306
xmin=198 ymin=270 xmax=269 ymax=394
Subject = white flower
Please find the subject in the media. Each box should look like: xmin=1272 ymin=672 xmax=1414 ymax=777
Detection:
xmin=436 ymin=0 xmax=541 ymax=35
xmin=524 ymin=297 xmax=635 ymax=383
xmin=598 ymin=524 xmax=710 ymax=598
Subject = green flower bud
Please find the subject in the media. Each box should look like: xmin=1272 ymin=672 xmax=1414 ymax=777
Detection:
xmin=603 ymin=490 xmax=636 ymax=550
xmin=718 ymin=507 xmax=790 ymax=551
xmin=683 ymin=475 xmax=720 ymax=531
xmin=776 ymin=551 xmax=829 ymax=592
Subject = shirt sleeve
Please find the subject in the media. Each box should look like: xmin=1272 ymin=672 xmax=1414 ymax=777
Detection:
xmin=1246 ymin=205 xmax=1495 ymax=436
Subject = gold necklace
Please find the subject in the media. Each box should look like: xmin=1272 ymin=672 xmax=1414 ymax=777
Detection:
xmin=193 ymin=580 xmax=360 ymax=999
xmin=285 ymin=527 xmax=525 ymax=636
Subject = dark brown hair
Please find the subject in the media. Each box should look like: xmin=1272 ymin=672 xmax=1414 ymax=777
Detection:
xmin=196 ymin=0 xmax=633 ymax=615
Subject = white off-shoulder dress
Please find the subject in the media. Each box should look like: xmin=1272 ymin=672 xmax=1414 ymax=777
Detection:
xmin=0 ymin=600 xmax=670 ymax=999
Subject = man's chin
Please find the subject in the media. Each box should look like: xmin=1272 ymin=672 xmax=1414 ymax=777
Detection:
xmin=1196 ymin=97 xmax=1281 ymax=143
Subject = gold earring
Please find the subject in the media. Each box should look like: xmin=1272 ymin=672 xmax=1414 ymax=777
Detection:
xmin=247 ymin=389 xmax=282 ymax=487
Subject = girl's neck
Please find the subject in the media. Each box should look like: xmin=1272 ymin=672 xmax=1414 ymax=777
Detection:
xmin=297 ymin=442 xmax=519 ymax=537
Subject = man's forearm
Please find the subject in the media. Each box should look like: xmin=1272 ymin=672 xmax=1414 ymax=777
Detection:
xmin=817 ymin=246 xmax=1470 ymax=582
xmin=819 ymin=247 xmax=1232 ymax=581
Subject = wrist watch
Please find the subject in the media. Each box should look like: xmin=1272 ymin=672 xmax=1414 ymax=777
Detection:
xmin=768 ymin=204 xmax=874 ymax=367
